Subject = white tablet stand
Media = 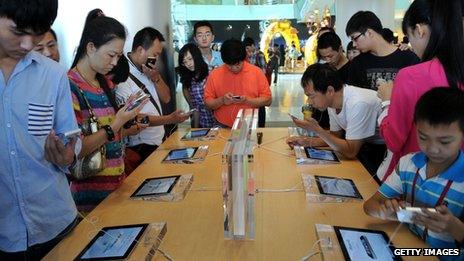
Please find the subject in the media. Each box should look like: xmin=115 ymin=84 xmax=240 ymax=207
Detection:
xmin=222 ymin=109 xmax=258 ymax=240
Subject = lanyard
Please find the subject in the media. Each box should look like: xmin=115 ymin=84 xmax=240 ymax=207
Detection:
xmin=409 ymin=167 xmax=453 ymax=240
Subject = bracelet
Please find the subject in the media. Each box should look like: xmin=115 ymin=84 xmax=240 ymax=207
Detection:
xmin=102 ymin=125 xmax=115 ymax=141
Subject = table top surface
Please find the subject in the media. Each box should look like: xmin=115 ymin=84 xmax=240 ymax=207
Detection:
xmin=45 ymin=128 xmax=431 ymax=261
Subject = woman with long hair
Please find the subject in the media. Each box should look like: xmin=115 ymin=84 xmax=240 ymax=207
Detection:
xmin=176 ymin=43 xmax=215 ymax=128
xmin=68 ymin=16 xmax=146 ymax=213
xmin=377 ymin=0 xmax=464 ymax=182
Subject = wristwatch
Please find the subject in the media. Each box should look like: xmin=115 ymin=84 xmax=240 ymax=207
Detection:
xmin=102 ymin=125 xmax=115 ymax=141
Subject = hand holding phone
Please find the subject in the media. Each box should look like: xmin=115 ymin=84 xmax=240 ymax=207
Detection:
xmin=181 ymin=108 xmax=197 ymax=116
xmin=145 ymin=57 xmax=157 ymax=69
xmin=288 ymin=113 xmax=300 ymax=120
xmin=58 ymin=128 xmax=81 ymax=144
xmin=126 ymin=93 xmax=149 ymax=111
xmin=232 ymin=95 xmax=241 ymax=100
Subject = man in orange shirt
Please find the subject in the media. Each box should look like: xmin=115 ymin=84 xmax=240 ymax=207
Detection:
xmin=204 ymin=38 xmax=272 ymax=127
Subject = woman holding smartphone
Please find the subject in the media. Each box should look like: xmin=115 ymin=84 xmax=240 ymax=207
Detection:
xmin=68 ymin=16 xmax=147 ymax=213
xmin=176 ymin=43 xmax=215 ymax=128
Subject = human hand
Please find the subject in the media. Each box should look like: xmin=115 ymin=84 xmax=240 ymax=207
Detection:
xmin=113 ymin=93 xmax=149 ymax=131
xmin=169 ymin=109 xmax=190 ymax=123
xmin=223 ymin=92 xmax=235 ymax=105
xmin=44 ymin=130 xmax=77 ymax=166
xmin=286 ymin=136 xmax=313 ymax=149
xmin=123 ymin=121 xmax=149 ymax=136
xmin=142 ymin=63 xmax=161 ymax=83
xmin=377 ymin=80 xmax=394 ymax=101
xmin=292 ymin=117 xmax=322 ymax=132
xmin=398 ymin=43 xmax=411 ymax=51
xmin=412 ymin=205 xmax=463 ymax=237
xmin=377 ymin=198 xmax=406 ymax=220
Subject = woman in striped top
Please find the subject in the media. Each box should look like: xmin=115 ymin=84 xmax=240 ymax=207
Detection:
xmin=68 ymin=16 xmax=146 ymax=213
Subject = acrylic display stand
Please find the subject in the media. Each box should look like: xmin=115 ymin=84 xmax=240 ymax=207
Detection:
xmin=180 ymin=127 xmax=220 ymax=141
xmin=301 ymin=174 xmax=363 ymax=203
xmin=130 ymin=174 xmax=193 ymax=202
xmin=222 ymin=109 xmax=258 ymax=240
xmin=161 ymin=145 xmax=209 ymax=164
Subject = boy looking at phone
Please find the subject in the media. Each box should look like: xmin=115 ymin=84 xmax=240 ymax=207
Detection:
xmin=363 ymin=88 xmax=464 ymax=252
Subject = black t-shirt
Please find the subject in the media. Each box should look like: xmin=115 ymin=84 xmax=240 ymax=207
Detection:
xmin=347 ymin=48 xmax=420 ymax=90
xmin=337 ymin=62 xmax=350 ymax=83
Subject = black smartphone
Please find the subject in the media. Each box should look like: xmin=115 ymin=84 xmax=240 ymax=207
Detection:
xmin=138 ymin=115 xmax=149 ymax=124
xmin=145 ymin=57 xmax=157 ymax=69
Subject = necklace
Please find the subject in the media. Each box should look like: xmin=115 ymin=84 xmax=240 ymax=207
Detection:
xmin=75 ymin=66 xmax=100 ymax=89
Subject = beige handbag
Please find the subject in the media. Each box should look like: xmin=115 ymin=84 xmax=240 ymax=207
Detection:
xmin=70 ymin=87 xmax=106 ymax=180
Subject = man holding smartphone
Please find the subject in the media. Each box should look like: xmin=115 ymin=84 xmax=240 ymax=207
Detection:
xmin=116 ymin=27 xmax=188 ymax=162
xmin=204 ymin=39 xmax=272 ymax=127
xmin=0 ymin=0 xmax=79 ymax=259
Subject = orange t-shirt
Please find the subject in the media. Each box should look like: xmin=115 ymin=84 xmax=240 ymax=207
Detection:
xmin=204 ymin=62 xmax=272 ymax=127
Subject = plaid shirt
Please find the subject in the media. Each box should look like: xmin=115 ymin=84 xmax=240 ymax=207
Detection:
xmin=189 ymin=78 xmax=216 ymax=128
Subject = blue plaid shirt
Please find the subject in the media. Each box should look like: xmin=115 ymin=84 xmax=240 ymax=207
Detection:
xmin=189 ymin=78 xmax=215 ymax=128
xmin=0 ymin=51 xmax=78 ymax=252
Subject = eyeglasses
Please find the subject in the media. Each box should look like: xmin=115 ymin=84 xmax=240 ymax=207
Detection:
xmin=350 ymin=32 xmax=365 ymax=42
xmin=196 ymin=32 xmax=212 ymax=39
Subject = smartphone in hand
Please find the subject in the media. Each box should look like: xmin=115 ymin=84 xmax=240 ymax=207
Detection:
xmin=182 ymin=108 xmax=197 ymax=116
xmin=145 ymin=57 xmax=157 ymax=69
xmin=126 ymin=93 xmax=149 ymax=111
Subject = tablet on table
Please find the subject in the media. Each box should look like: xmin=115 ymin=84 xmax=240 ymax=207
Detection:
xmin=182 ymin=129 xmax=210 ymax=139
xmin=304 ymin=147 xmax=340 ymax=162
xmin=163 ymin=147 xmax=198 ymax=161
xmin=315 ymin=175 xmax=362 ymax=199
xmin=131 ymin=175 xmax=180 ymax=198
xmin=76 ymin=224 xmax=148 ymax=260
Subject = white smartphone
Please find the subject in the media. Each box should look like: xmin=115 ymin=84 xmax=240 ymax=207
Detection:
xmin=288 ymin=113 xmax=300 ymax=120
xmin=182 ymin=108 xmax=197 ymax=116
xmin=64 ymin=128 xmax=81 ymax=139
xmin=396 ymin=207 xmax=437 ymax=223
xmin=126 ymin=93 xmax=149 ymax=111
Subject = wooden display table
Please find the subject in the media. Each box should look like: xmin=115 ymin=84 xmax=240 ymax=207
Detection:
xmin=45 ymin=128 xmax=432 ymax=260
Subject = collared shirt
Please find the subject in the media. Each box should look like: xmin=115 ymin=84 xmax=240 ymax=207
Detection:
xmin=116 ymin=54 xmax=164 ymax=146
xmin=204 ymin=62 xmax=271 ymax=127
xmin=0 ymin=51 xmax=78 ymax=252
xmin=379 ymin=151 xmax=464 ymax=253
xmin=204 ymin=50 xmax=223 ymax=71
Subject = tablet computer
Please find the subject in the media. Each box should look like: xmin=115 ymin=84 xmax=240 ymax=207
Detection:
xmin=315 ymin=175 xmax=363 ymax=199
xmin=333 ymin=226 xmax=401 ymax=261
xmin=304 ymin=147 xmax=340 ymax=162
xmin=75 ymin=224 xmax=148 ymax=260
xmin=182 ymin=129 xmax=210 ymax=139
xmin=163 ymin=147 xmax=198 ymax=161
xmin=131 ymin=175 xmax=180 ymax=198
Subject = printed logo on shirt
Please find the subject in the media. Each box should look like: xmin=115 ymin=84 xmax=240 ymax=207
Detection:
xmin=28 ymin=102 xmax=54 ymax=136
xmin=366 ymin=68 xmax=398 ymax=90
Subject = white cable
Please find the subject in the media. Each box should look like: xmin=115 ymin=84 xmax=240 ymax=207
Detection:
xmin=300 ymin=237 xmax=329 ymax=261
xmin=258 ymin=145 xmax=295 ymax=158
xmin=387 ymin=222 xmax=404 ymax=248
xmin=157 ymin=248 xmax=174 ymax=261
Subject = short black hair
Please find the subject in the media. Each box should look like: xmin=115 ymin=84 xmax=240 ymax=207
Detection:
xmin=193 ymin=21 xmax=214 ymax=35
xmin=243 ymin=37 xmax=255 ymax=47
xmin=0 ymin=0 xmax=58 ymax=35
xmin=49 ymin=28 xmax=57 ymax=41
xmin=345 ymin=11 xmax=383 ymax=36
xmin=131 ymin=27 xmax=165 ymax=51
xmin=414 ymin=87 xmax=464 ymax=131
xmin=301 ymin=63 xmax=343 ymax=93
xmin=221 ymin=38 xmax=246 ymax=65
xmin=317 ymin=32 xmax=342 ymax=51
xmin=108 ymin=55 xmax=129 ymax=84
xmin=381 ymin=28 xmax=395 ymax=43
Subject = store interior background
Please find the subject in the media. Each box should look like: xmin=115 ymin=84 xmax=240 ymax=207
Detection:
xmin=53 ymin=0 xmax=412 ymax=127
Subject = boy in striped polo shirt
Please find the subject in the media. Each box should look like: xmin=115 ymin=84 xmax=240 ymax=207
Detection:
xmin=364 ymin=87 xmax=464 ymax=253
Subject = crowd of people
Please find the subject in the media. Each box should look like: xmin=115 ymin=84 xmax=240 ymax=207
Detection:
xmin=1 ymin=0 xmax=463 ymax=259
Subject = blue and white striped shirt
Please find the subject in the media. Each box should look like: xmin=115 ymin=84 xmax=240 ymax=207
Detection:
xmin=379 ymin=151 xmax=464 ymax=257
xmin=0 ymin=51 xmax=78 ymax=252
